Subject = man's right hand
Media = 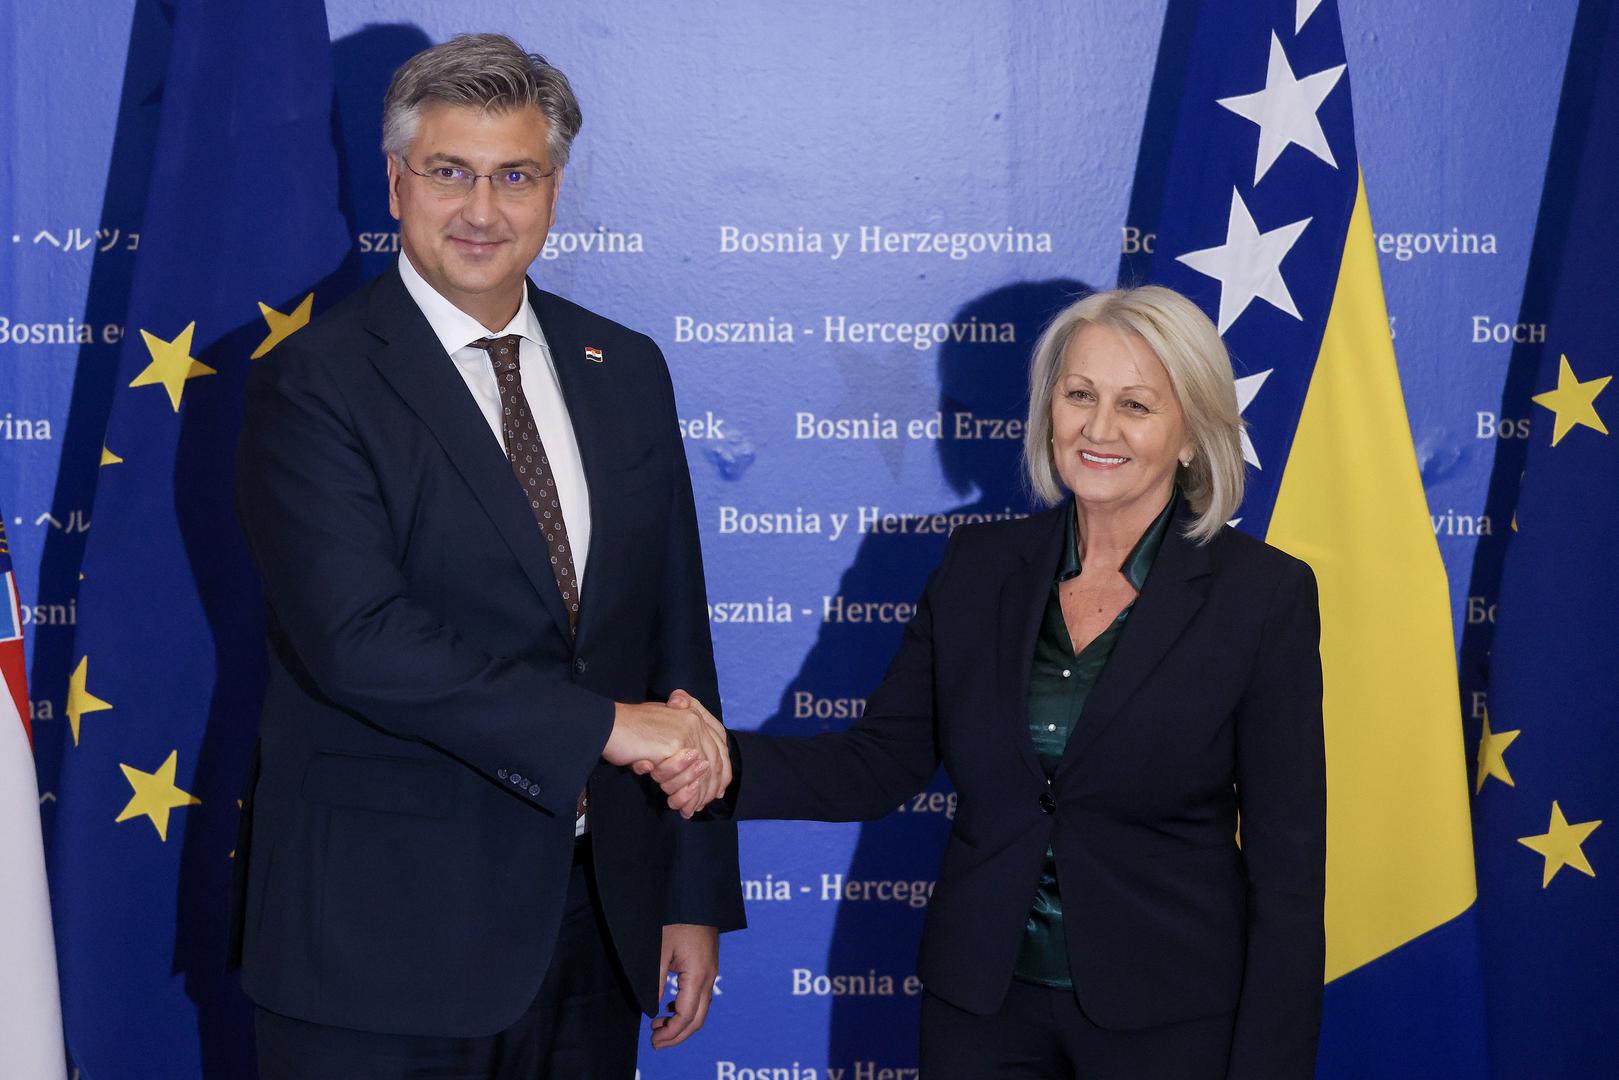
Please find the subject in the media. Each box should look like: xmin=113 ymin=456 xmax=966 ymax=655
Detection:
xmin=632 ymin=691 xmax=734 ymax=818
xmin=604 ymin=695 xmax=731 ymax=817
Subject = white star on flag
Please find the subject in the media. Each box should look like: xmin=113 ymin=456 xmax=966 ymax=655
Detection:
xmin=1234 ymin=368 xmax=1273 ymax=468
xmin=1297 ymin=0 xmax=1326 ymax=33
xmin=1175 ymin=189 xmax=1312 ymax=334
xmin=1217 ymin=32 xmax=1345 ymax=185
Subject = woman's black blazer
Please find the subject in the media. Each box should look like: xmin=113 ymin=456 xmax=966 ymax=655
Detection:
xmin=730 ymin=499 xmax=1325 ymax=1078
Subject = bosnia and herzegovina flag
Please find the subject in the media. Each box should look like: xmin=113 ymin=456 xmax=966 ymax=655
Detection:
xmin=1133 ymin=1 xmax=1484 ymax=1073
xmin=1475 ymin=3 xmax=1617 ymax=1075
xmin=47 ymin=0 xmax=351 ymax=1075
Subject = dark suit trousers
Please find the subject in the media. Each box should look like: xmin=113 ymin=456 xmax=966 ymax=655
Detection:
xmin=254 ymin=841 xmax=642 ymax=1079
xmin=919 ymin=981 xmax=1234 ymax=1080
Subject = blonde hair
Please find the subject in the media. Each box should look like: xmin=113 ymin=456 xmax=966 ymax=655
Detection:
xmin=1022 ymin=285 xmax=1244 ymax=543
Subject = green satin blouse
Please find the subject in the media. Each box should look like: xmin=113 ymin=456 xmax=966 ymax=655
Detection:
xmin=1012 ymin=491 xmax=1176 ymax=989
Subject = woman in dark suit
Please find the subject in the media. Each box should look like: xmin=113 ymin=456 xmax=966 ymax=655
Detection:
xmin=648 ymin=285 xmax=1325 ymax=1079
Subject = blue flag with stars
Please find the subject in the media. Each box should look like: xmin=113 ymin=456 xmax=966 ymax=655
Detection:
xmin=47 ymin=0 xmax=351 ymax=1074
xmin=1130 ymin=0 xmax=1486 ymax=1074
xmin=1475 ymin=2 xmax=1619 ymax=1074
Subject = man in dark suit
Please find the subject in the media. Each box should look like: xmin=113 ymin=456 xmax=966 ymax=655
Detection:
xmin=233 ymin=33 xmax=740 ymax=1078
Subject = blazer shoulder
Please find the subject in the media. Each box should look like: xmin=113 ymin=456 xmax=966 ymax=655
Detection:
xmin=533 ymin=289 xmax=659 ymax=353
xmin=942 ymin=504 xmax=1064 ymax=566
xmin=255 ymin=277 xmax=381 ymax=380
xmin=1206 ymin=525 xmax=1316 ymax=589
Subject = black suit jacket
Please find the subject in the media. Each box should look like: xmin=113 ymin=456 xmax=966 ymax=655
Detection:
xmin=730 ymin=500 xmax=1325 ymax=1078
xmin=232 ymin=266 xmax=743 ymax=1038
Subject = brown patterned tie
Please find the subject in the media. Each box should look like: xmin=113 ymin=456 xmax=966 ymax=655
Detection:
xmin=470 ymin=335 xmax=581 ymax=634
xmin=473 ymin=335 xmax=589 ymax=823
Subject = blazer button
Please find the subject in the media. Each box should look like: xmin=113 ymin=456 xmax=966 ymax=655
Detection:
xmin=573 ymin=657 xmax=588 ymax=675
xmin=1038 ymin=792 xmax=1056 ymax=814
xmin=528 ymin=782 xmax=542 ymax=796
xmin=497 ymin=769 xmax=509 ymax=780
xmin=511 ymin=773 xmax=524 ymax=785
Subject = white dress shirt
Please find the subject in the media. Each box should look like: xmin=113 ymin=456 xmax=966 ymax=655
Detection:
xmin=398 ymin=252 xmax=592 ymax=592
xmin=399 ymin=254 xmax=595 ymax=835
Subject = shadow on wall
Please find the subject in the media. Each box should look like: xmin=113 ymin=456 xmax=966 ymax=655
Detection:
xmin=1458 ymin=0 xmax=1610 ymax=742
xmin=728 ymin=1 xmax=1197 ymax=1064
xmin=747 ymin=279 xmax=1088 ymax=1068
xmin=171 ymin=26 xmax=430 ymax=1080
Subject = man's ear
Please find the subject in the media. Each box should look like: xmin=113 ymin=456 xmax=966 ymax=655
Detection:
xmin=386 ymin=156 xmax=403 ymax=221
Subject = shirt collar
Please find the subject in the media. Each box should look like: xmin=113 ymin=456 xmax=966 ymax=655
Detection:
xmin=398 ymin=251 xmax=544 ymax=356
xmin=1058 ymin=487 xmax=1179 ymax=590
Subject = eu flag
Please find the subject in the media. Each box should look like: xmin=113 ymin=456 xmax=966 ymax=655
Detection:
xmin=47 ymin=0 xmax=351 ymax=1074
xmin=1475 ymin=3 xmax=1619 ymax=1074
xmin=1132 ymin=1 xmax=1485 ymax=1073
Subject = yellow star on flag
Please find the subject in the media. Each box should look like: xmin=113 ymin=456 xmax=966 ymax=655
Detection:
xmin=66 ymin=656 xmax=113 ymax=746
xmin=1475 ymin=710 xmax=1520 ymax=793
xmin=251 ymin=292 xmax=314 ymax=360
xmin=115 ymin=750 xmax=201 ymax=841
xmin=131 ymin=321 xmax=217 ymax=411
xmin=1518 ymin=800 xmax=1601 ymax=887
xmin=100 ymin=445 xmax=124 ymax=466
xmin=1531 ymin=354 xmax=1610 ymax=446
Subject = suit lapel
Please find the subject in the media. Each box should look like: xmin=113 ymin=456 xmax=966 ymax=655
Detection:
xmin=363 ymin=268 xmax=574 ymax=640
xmin=998 ymin=504 xmax=1069 ymax=783
xmin=529 ymin=284 xmax=615 ymax=642
xmin=1057 ymin=504 xmax=1212 ymax=772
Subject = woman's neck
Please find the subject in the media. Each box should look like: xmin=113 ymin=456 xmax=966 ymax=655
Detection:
xmin=1073 ymin=487 xmax=1173 ymax=568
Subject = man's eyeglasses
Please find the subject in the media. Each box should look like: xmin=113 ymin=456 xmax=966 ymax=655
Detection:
xmin=398 ymin=158 xmax=558 ymax=199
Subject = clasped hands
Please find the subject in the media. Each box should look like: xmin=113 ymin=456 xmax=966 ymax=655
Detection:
xmin=602 ymin=690 xmax=730 ymax=817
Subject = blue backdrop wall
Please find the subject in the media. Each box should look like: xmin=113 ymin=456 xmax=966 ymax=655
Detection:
xmin=0 ymin=1 xmax=1590 ymax=1076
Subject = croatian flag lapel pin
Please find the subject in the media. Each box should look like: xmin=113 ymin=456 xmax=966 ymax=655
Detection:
xmin=584 ymin=345 xmax=604 ymax=363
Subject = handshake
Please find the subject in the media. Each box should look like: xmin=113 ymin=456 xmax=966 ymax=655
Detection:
xmin=602 ymin=690 xmax=731 ymax=818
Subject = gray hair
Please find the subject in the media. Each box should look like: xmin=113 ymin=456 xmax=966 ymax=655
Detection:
xmin=382 ymin=34 xmax=583 ymax=168
xmin=1023 ymin=285 xmax=1245 ymax=544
